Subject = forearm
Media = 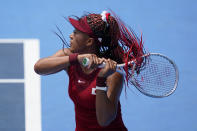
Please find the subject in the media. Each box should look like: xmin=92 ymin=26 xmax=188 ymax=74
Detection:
xmin=96 ymin=90 xmax=117 ymax=127
xmin=34 ymin=56 xmax=70 ymax=75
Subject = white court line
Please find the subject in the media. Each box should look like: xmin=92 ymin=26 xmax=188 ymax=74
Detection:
xmin=0 ymin=39 xmax=41 ymax=131
xmin=0 ymin=79 xmax=25 ymax=83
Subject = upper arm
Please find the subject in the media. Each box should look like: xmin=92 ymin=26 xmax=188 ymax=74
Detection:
xmin=51 ymin=48 xmax=72 ymax=71
xmin=51 ymin=48 xmax=72 ymax=57
xmin=34 ymin=48 xmax=72 ymax=74
xmin=106 ymin=72 xmax=124 ymax=105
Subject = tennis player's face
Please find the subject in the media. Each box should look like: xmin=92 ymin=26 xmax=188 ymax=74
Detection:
xmin=69 ymin=29 xmax=90 ymax=53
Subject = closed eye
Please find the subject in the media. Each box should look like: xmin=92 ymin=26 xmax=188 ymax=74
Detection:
xmin=74 ymin=29 xmax=82 ymax=34
xmin=73 ymin=29 xmax=77 ymax=34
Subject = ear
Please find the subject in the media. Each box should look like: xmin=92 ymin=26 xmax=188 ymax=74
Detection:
xmin=86 ymin=38 xmax=95 ymax=46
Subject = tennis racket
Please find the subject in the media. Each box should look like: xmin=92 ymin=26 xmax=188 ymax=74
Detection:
xmin=82 ymin=53 xmax=179 ymax=98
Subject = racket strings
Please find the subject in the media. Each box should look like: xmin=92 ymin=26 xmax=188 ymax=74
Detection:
xmin=132 ymin=55 xmax=177 ymax=97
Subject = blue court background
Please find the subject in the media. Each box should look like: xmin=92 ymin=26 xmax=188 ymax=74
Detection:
xmin=0 ymin=0 xmax=197 ymax=130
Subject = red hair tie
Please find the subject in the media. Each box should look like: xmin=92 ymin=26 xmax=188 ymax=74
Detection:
xmin=101 ymin=11 xmax=110 ymax=26
xmin=106 ymin=13 xmax=110 ymax=23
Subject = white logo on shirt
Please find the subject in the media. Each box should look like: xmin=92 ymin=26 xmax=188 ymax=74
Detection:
xmin=91 ymin=88 xmax=96 ymax=95
xmin=78 ymin=79 xmax=85 ymax=84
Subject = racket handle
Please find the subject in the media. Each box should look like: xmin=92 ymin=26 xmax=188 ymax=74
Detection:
xmin=82 ymin=57 xmax=127 ymax=75
xmin=82 ymin=58 xmax=135 ymax=68
xmin=82 ymin=58 xmax=106 ymax=68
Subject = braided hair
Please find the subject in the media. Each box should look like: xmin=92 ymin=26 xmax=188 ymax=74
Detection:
xmin=82 ymin=11 xmax=146 ymax=85
xmin=85 ymin=13 xmax=123 ymax=64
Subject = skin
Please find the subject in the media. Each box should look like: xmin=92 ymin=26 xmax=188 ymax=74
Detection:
xmin=34 ymin=29 xmax=124 ymax=127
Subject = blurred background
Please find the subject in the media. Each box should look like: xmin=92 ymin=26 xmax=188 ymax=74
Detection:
xmin=0 ymin=0 xmax=197 ymax=131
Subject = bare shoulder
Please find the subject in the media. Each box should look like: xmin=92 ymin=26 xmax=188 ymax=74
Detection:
xmin=51 ymin=48 xmax=72 ymax=57
xmin=106 ymin=72 xmax=124 ymax=103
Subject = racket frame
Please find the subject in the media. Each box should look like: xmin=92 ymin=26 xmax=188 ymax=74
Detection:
xmin=82 ymin=53 xmax=179 ymax=98
xmin=131 ymin=53 xmax=179 ymax=98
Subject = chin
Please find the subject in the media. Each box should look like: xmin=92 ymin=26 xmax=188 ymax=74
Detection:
xmin=69 ymin=48 xmax=74 ymax=52
xmin=69 ymin=47 xmax=77 ymax=53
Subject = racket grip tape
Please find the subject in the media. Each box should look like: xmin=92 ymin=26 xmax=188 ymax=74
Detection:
xmin=82 ymin=58 xmax=90 ymax=67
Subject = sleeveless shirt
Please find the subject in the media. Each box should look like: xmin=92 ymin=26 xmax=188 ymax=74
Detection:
xmin=68 ymin=64 xmax=127 ymax=131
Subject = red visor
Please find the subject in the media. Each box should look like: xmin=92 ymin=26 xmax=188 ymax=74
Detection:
xmin=68 ymin=17 xmax=95 ymax=38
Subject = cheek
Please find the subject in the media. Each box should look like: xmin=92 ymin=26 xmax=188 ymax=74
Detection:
xmin=76 ymin=37 xmax=87 ymax=47
xmin=71 ymin=34 xmax=88 ymax=51
xmin=78 ymin=36 xmax=86 ymax=42
xmin=70 ymin=39 xmax=85 ymax=52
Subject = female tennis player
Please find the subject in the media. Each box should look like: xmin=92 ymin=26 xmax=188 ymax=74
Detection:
xmin=34 ymin=10 xmax=144 ymax=131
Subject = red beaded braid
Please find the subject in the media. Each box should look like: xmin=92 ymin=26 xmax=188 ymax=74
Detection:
xmin=110 ymin=10 xmax=146 ymax=86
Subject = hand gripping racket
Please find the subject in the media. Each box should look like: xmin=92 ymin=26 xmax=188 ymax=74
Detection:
xmin=82 ymin=53 xmax=179 ymax=98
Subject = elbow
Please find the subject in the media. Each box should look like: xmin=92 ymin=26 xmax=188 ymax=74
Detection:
xmin=97 ymin=120 xmax=109 ymax=127
xmin=97 ymin=119 xmax=110 ymax=127
xmin=34 ymin=62 xmax=42 ymax=75
xmin=97 ymin=112 xmax=116 ymax=127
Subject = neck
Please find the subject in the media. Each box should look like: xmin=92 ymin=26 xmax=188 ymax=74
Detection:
xmin=79 ymin=46 xmax=97 ymax=54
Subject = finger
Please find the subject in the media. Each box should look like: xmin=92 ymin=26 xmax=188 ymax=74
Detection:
xmin=107 ymin=59 xmax=111 ymax=69
xmin=108 ymin=59 xmax=116 ymax=71
xmin=92 ymin=55 xmax=98 ymax=69
xmin=98 ymin=58 xmax=105 ymax=66
xmin=114 ymin=61 xmax=117 ymax=70
xmin=87 ymin=55 xmax=94 ymax=69
xmin=98 ymin=58 xmax=102 ymax=64
xmin=95 ymin=56 xmax=100 ymax=65
xmin=90 ymin=55 xmax=96 ymax=69
xmin=100 ymin=57 xmax=105 ymax=63
xmin=111 ymin=60 xmax=117 ymax=70
xmin=96 ymin=57 xmax=104 ymax=68
xmin=105 ymin=59 xmax=110 ymax=69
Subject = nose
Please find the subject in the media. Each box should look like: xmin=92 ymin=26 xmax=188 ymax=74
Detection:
xmin=69 ymin=33 xmax=73 ymax=39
